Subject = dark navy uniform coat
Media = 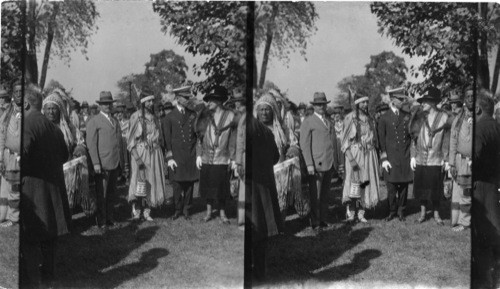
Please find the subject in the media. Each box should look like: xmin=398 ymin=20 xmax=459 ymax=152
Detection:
xmin=377 ymin=108 xmax=413 ymax=183
xmin=161 ymin=107 xmax=199 ymax=182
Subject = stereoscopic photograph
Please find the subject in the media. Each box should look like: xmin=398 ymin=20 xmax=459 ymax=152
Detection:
xmin=0 ymin=1 xmax=499 ymax=289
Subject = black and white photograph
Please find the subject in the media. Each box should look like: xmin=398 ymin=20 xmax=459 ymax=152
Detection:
xmin=0 ymin=1 xmax=499 ymax=289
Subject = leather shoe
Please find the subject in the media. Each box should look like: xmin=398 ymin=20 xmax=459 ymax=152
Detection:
xmin=385 ymin=214 xmax=396 ymax=222
xmin=398 ymin=215 xmax=406 ymax=222
xmin=172 ymin=212 xmax=181 ymax=221
xmin=184 ymin=214 xmax=191 ymax=221
xmin=319 ymin=221 xmax=332 ymax=228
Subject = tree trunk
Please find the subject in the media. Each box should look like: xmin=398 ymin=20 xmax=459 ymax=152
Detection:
xmin=478 ymin=3 xmax=490 ymax=91
xmin=258 ymin=4 xmax=278 ymax=89
xmin=39 ymin=3 xmax=59 ymax=90
xmin=25 ymin=0 xmax=38 ymax=85
xmin=253 ymin=48 xmax=258 ymax=89
xmin=491 ymin=45 xmax=500 ymax=95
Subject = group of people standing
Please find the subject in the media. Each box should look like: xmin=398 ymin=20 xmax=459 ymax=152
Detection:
xmin=3 ymin=78 xmax=498 ymax=287
xmin=250 ymin=84 xmax=500 ymax=286
xmin=17 ymin=82 xmax=247 ymax=287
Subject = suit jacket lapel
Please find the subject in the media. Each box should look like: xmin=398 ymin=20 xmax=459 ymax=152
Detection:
xmin=313 ymin=114 xmax=328 ymax=130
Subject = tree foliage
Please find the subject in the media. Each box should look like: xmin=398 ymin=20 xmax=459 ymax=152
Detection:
xmin=371 ymin=2 xmax=500 ymax=94
xmin=116 ymin=49 xmax=189 ymax=105
xmin=255 ymin=2 xmax=318 ymax=88
xmin=153 ymin=1 xmax=247 ymax=92
xmin=24 ymin=0 xmax=99 ymax=87
xmin=337 ymin=51 xmax=408 ymax=114
xmin=1 ymin=2 xmax=23 ymax=87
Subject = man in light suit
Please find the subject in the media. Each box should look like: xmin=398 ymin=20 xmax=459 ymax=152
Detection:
xmin=86 ymin=91 xmax=123 ymax=228
xmin=300 ymin=92 xmax=339 ymax=233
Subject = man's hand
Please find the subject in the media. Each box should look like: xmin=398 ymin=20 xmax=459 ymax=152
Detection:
xmin=167 ymin=159 xmax=177 ymax=171
xmin=444 ymin=162 xmax=450 ymax=171
xmin=196 ymin=156 xmax=202 ymax=170
xmin=236 ymin=164 xmax=244 ymax=177
xmin=94 ymin=164 xmax=102 ymax=174
xmin=307 ymin=165 xmax=315 ymax=175
xmin=449 ymin=165 xmax=457 ymax=179
xmin=381 ymin=160 xmax=392 ymax=172
xmin=410 ymin=157 xmax=417 ymax=171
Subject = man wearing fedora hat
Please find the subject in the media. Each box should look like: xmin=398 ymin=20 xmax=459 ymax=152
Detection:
xmin=410 ymin=86 xmax=450 ymax=225
xmin=377 ymin=87 xmax=413 ymax=222
xmin=300 ymin=92 xmax=339 ymax=232
xmin=341 ymin=92 xmax=380 ymax=223
xmin=229 ymin=88 xmax=246 ymax=228
xmin=448 ymin=90 xmax=463 ymax=117
xmin=162 ymin=85 xmax=199 ymax=220
xmin=448 ymin=86 xmax=473 ymax=232
xmin=86 ymin=91 xmax=123 ymax=228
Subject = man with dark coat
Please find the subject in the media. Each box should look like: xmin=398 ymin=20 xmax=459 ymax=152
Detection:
xmin=162 ymin=85 xmax=199 ymax=220
xmin=86 ymin=91 xmax=123 ymax=228
xmin=249 ymin=116 xmax=284 ymax=282
xmin=20 ymin=86 xmax=71 ymax=287
xmin=471 ymin=92 xmax=500 ymax=289
xmin=378 ymin=87 xmax=413 ymax=221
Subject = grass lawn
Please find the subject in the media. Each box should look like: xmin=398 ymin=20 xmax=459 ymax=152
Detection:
xmin=0 ymin=222 xmax=18 ymax=289
xmin=52 ymin=181 xmax=244 ymax=289
xmin=260 ymin=181 xmax=470 ymax=289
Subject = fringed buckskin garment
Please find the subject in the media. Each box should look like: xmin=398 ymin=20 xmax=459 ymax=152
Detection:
xmin=127 ymin=111 xmax=166 ymax=207
xmin=341 ymin=111 xmax=380 ymax=208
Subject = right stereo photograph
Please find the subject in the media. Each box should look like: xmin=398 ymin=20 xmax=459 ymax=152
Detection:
xmin=249 ymin=2 xmax=499 ymax=289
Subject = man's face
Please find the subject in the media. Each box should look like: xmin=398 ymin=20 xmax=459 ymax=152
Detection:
xmin=0 ymin=98 xmax=6 ymax=106
xmin=44 ymin=103 xmax=61 ymax=123
xmin=235 ymin=101 xmax=245 ymax=112
xmin=82 ymin=107 xmax=89 ymax=115
xmin=358 ymin=100 xmax=368 ymax=112
xmin=144 ymin=99 xmax=154 ymax=111
xmin=12 ymin=85 xmax=22 ymax=105
xmin=313 ymin=103 xmax=326 ymax=115
xmin=333 ymin=112 xmax=342 ymax=122
xmin=164 ymin=108 xmax=173 ymax=115
xmin=177 ymin=96 xmax=189 ymax=108
xmin=465 ymin=91 xmax=474 ymax=111
xmin=392 ymin=97 xmax=404 ymax=109
xmin=116 ymin=111 xmax=124 ymax=121
xmin=298 ymin=108 xmax=305 ymax=116
xmin=257 ymin=104 xmax=273 ymax=124
xmin=99 ymin=103 xmax=112 ymax=114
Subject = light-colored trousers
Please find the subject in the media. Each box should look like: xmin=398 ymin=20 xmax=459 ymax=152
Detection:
xmin=450 ymin=180 xmax=471 ymax=227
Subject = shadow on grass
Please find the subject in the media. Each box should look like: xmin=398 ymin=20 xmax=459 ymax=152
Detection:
xmin=315 ymin=249 xmax=382 ymax=281
xmin=54 ymin=222 xmax=164 ymax=288
xmin=264 ymin=222 xmax=376 ymax=285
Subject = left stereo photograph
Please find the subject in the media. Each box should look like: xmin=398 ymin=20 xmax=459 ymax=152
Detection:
xmin=2 ymin=1 xmax=248 ymax=288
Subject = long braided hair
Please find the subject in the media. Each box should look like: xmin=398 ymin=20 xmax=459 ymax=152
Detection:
xmin=140 ymin=101 xmax=159 ymax=142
